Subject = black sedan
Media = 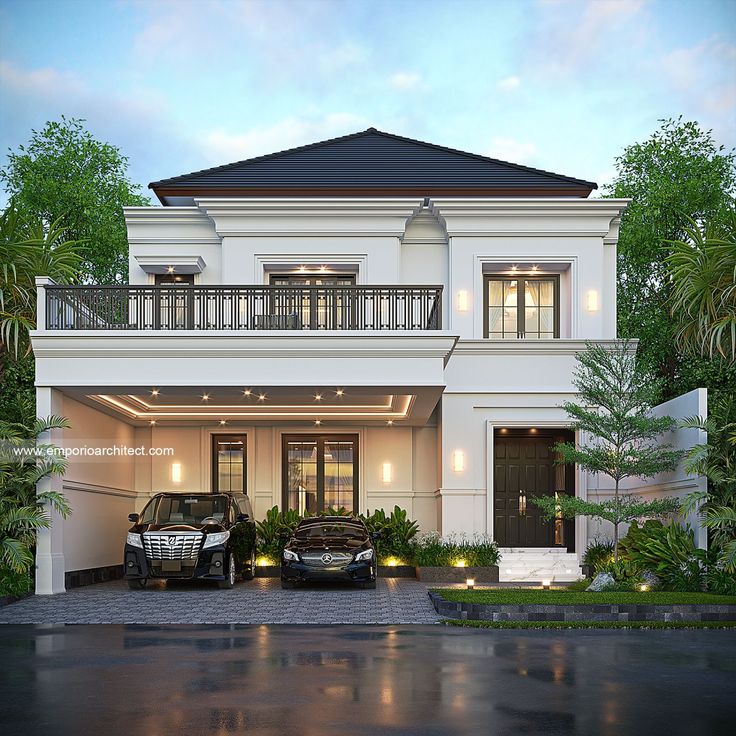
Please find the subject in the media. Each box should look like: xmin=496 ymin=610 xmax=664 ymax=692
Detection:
xmin=281 ymin=517 xmax=378 ymax=589
xmin=124 ymin=492 xmax=257 ymax=589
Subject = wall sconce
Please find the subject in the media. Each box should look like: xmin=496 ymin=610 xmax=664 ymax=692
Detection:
xmin=171 ymin=462 xmax=182 ymax=483
xmin=586 ymin=290 xmax=599 ymax=312
xmin=381 ymin=462 xmax=393 ymax=484
xmin=456 ymin=290 xmax=469 ymax=312
xmin=452 ymin=450 xmax=465 ymax=472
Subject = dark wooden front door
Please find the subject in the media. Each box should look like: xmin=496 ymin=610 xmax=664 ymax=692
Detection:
xmin=493 ymin=430 xmax=575 ymax=548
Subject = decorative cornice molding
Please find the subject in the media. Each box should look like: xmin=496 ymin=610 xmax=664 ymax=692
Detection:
xmin=451 ymin=338 xmax=637 ymax=356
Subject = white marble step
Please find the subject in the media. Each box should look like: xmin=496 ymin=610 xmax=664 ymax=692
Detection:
xmin=497 ymin=547 xmax=582 ymax=582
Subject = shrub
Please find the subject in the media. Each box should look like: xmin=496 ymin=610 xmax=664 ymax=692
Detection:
xmin=595 ymin=559 xmax=646 ymax=591
xmin=583 ymin=538 xmax=615 ymax=571
xmin=619 ymin=520 xmax=706 ymax=592
xmin=0 ymin=567 xmax=32 ymax=598
xmin=414 ymin=532 xmax=500 ymax=567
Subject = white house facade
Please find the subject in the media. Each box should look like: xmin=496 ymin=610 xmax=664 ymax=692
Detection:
xmin=30 ymin=129 xmax=706 ymax=593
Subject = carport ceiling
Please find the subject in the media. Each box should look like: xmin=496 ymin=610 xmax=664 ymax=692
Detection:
xmin=62 ymin=386 xmax=443 ymax=427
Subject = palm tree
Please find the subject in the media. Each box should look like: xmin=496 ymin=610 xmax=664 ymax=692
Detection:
xmin=665 ymin=208 xmax=736 ymax=363
xmin=0 ymin=204 xmax=82 ymax=356
xmin=0 ymin=415 xmax=71 ymax=573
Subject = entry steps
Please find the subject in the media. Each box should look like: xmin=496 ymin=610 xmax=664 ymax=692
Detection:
xmin=497 ymin=547 xmax=582 ymax=583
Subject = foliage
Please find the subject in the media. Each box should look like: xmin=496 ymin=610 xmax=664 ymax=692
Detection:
xmin=255 ymin=506 xmax=310 ymax=559
xmin=531 ymin=340 xmax=684 ymax=559
xmin=0 ymin=205 xmax=82 ymax=356
xmin=413 ymin=531 xmax=500 ymax=567
xmin=582 ymin=537 xmax=615 ymax=570
xmin=0 ymin=117 xmax=150 ymax=284
xmin=0 ymin=415 xmax=71 ymax=589
xmin=619 ymin=520 xmax=706 ymax=592
xmin=0 ymin=354 xmax=34 ymax=426
xmin=594 ymin=559 xmax=647 ymax=591
xmin=603 ymin=117 xmax=736 ymax=398
xmin=665 ymin=209 xmax=736 ymax=362
xmin=0 ymin=566 xmax=32 ymax=598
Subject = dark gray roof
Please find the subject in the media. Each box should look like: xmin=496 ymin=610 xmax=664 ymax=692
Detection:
xmin=150 ymin=128 xmax=596 ymax=203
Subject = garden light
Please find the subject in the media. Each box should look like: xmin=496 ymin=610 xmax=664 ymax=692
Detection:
xmin=639 ymin=584 xmax=649 ymax=592
xmin=454 ymin=560 xmax=466 ymax=568
xmin=542 ymin=579 xmax=551 ymax=589
xmin=466 ymin=578 xmax=475 ymax=589
xmin=257 ymin=556 xmax=274 ymax=567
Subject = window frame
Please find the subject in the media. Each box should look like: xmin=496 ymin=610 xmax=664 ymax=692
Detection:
xmin=211 ymin=434 xmax=248 ymax=494
xmin=483 ymin=274 xmax=560 ymax=339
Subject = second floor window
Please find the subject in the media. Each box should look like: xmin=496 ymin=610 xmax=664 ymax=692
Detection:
xmin=484 ymin=275 xmax=559 ymax=339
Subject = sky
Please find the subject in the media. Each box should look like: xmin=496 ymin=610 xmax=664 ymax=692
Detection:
xmin=0 ymin=0 xmax=734 ymax=201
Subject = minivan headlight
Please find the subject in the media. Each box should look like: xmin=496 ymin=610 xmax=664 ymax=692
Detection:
xmin=203 ymin=531 xmax=230 ymax=549
xmin=283 ymin=549 xmax=300 ymax=562
xmin=126 ymin=532 xmax=143 ymax=549
xmin=354 ymin=548 xmax=374 ymax=562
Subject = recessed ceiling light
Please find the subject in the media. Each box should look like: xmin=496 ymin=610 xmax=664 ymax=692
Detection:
xmin=202 ymin=393 xmax=210 ymax=401
xmin=298 ymin=265 xmax=306 ymax=273
xmin=149 ymin=420 xmax=156 ymax=426
xmin=151 ymin=389 xmax=159 ymax=396
xmin=243 ymin=389 xmax=251 ymax=396
xmin=531 ymin=265 xmax=539 ymax=272
xmin=258 ymin=394 xmax=266 ymax=401
xmin=387 ymin=420 xmax=393 ymax=426
xmin=315 ymin=419 xmax=322 ymax=426
xmin=511 ymin=265 xmax=518 ymax=272
xmin=219 ymin=420 xmax=227 ymax=425
xmin=336 ymin=389 xmax=344 ymax=396
xmin=167 ymin=266 xmax=175 ymax=273
xmin=315 ymin=394 xmax=322 ymax=401
xmin=320 ymin=265 xmax=326 ymax=272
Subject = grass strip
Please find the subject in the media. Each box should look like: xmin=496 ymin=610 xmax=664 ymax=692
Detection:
xmin=432 ymin=589 xmax=736 ymax=605
xmin=443 ymin=619 xmax=736 ymax=630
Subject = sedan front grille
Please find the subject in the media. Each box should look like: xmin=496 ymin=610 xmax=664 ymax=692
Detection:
xmin=300 ymin=551 xmax=354 ymax=567
xmin=143 ymin=533 xmax=203 ymax=560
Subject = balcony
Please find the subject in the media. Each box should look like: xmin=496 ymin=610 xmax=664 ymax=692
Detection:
xmin=43 ymin=284 xmax=443 ymax=331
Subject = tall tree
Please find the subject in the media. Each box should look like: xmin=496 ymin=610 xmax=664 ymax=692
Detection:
xmin=604 ymin=118 xmax=736 ymax=400
xmin=0 ymin=117 xmax=149 ymax=284
xmin=532 ymin=341 xmax=683 ymax=561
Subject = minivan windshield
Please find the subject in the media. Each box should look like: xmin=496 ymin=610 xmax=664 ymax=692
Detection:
xmin=295 ymin=522 xmax=365 ymax=539
xmin=146 ymin=495 xmax=229 ymax=525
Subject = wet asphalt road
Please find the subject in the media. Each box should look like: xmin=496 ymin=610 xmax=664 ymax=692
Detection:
xmin=1 ymin=625 xmax=734 ymax=736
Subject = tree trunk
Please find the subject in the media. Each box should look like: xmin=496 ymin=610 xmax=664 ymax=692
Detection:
xmin=613 ymin=479 xmax=620 ymax=563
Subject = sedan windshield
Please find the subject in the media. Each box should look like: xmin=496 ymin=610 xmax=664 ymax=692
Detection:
xmin=295 ymin=523 xmax=365 ymax=539
xmin=148 ymin=495 xmax=229 ymax=525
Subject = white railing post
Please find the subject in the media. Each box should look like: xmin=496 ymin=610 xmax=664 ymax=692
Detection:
xmin=35 ymin=276 xmax=56 ymax=331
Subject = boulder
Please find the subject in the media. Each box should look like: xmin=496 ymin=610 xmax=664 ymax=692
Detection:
xmin=586 ymin=572 xmax=615 ymax=592
xmin=641 ymin=569 xmax=661 ymax=588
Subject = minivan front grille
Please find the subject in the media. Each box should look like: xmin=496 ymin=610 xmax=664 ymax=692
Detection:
xmin=300 ymin=551 xmax=354 ymax=568
xmin=143 ymin=532 xmax=203 ymax=560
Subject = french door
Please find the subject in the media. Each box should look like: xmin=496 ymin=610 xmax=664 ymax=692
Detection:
xmin=282 ymin=434 xmax=359 ymax=514
xmin=484 ymin=275 xmax=559 ymax=339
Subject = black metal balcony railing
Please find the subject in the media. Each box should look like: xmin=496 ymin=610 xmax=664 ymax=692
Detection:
xmin=45 ymin=285 xmax=443 ymax=331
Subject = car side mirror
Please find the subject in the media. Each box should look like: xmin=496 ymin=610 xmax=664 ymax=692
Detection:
xmin=236 ymin=513 xmax=250 ymax=522
xmin=128 ymin=513 xmax=140 ymax=523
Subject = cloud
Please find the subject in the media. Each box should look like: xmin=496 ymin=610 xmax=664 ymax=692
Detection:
xmin=200 ymin=113 xmax=368 ymax=163
xmin=486 ymin=137 xmax=537 ymax=164
xmin=388 ymin=71 xmax=424 ymax=90
xmin=497 ymin=75 xmax=521 ymax=91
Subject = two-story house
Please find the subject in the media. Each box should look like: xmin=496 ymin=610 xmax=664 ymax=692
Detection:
xmin=31 ymin=129 xmax=706 ymax=593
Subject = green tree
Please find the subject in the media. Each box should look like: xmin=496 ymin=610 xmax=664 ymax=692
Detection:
xmin=0 ymin=205 xmax=82 ymax=356
xmin=0 ymin=415 xmax=71 ymax=595
xmin=0 ymin=117 xmax=149 ymax=284
xmin=665 ymin=208 xmax=736 ymax=363
xmin=604 ymin=118 xmax=736 ymax=399
xmin=532 ymin=341 xmax=684 ymax=561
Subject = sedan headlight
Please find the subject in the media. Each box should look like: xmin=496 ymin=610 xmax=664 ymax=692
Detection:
xmin=354 ymin=548 xmax=374 ymax=562
xmin=203 ymin=531 xmax=230 ymax=549
xmin=283 ymin=549 xmax=300 ymax=562
xmin=126 ymin=532 xmax=143 ymax=549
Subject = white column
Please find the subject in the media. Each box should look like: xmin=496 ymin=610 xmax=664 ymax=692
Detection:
xmin=35 ymin=386 xmax=66 ymax=595
xmin=35 ymin=276 xmax=56 ymax=330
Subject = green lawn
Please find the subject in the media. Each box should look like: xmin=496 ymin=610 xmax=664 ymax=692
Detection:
xmin=433 ymin=589 xmax=736 ymax=605
xmin=443 ymin=619 xmax=736 ymax=630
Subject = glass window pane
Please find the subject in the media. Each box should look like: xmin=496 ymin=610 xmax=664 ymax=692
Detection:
xmin=525 ymin=307 xmax=539 ymax=334
xmin=524 ymin=281 xmax=539 ymax=308
xmin=214 ymin=437 xmax=246 ymax=493
xmin=488 ymin=306 xmax=504 ymax=335
xmin=538 ymin=280 xmax=554 ymax=307
xmin=540 ymin=306 xmax=555 ymax=334
xmin=488 ymin=280 xmax=504 ymax=306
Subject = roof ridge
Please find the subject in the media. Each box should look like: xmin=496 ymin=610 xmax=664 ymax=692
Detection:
xmin=149 ymin=127 xmax=597 ymax=191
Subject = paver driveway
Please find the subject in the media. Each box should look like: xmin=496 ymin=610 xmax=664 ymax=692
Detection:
xmin=0 ymin=577 xmax=441 ymax=624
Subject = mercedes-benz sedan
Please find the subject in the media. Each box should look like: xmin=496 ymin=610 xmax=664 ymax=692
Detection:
xmin=281 ymin=516 xmax=378 ymax=589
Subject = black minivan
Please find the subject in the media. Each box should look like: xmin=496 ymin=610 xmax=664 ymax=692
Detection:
xmin=123 ymin=492 xmax=257 ymax=589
